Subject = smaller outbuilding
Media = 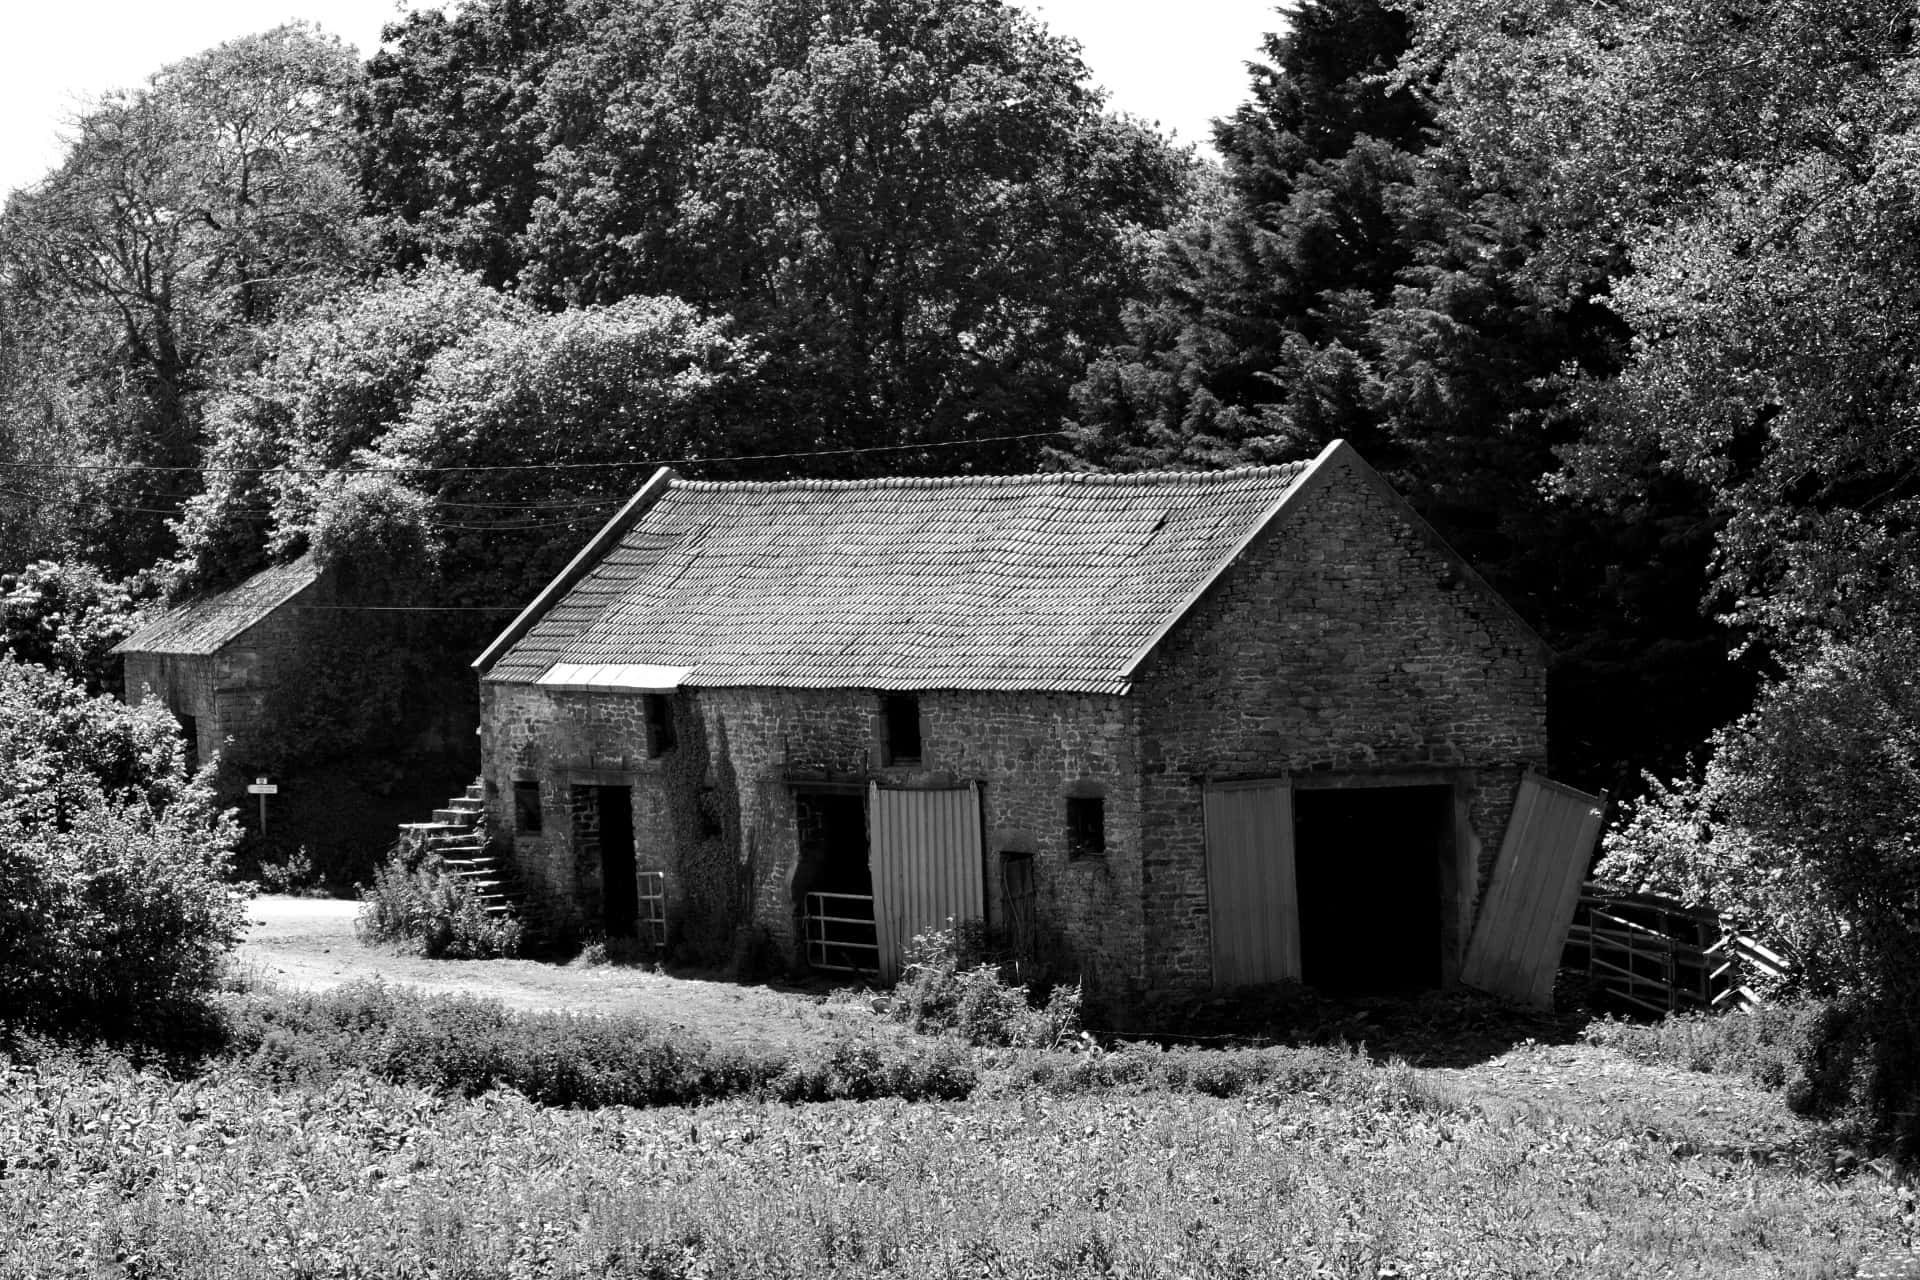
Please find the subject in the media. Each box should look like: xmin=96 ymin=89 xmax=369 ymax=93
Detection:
xmin=114 ymin=554 xmax=329 ymax=789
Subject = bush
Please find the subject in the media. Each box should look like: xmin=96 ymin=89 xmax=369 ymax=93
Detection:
xmin=1598 ymin=622 xmax=1920 ymax=1144
xmin=890 ymin=921 xmax=1082 ymax=1049
xmin=0 ymin=659 xmax=246 ymax=1035
xmin=356 ymin=844 xmax=523 ymax=959
xmin=1584 ymin=998 xmax=1902 ymax=1142
xmin=0 ymin=559 xmax=146 ymax=695
xmin=221 ymin=982 xmax=978 ymax=1107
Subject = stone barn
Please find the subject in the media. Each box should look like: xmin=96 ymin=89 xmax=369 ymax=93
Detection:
xmin=473 ymin=441 xmax=1597 ymax=1011
xmin=114 ymin=554 xmax=329 ymax=790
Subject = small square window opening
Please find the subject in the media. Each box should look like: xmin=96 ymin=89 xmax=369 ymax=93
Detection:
xmin=645 ymin=693 xmax=676 ymax=756
xmin=513 ymin=780 xmax=543 ymax=834
xmin=884 ymin=694 xmax=922 ymax=765
xmin=1067 ymin=796 xmax=1106 ymax=858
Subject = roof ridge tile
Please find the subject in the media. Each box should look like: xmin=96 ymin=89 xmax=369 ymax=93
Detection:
xmin=668 ymin=461 xmax=1308 ymax=494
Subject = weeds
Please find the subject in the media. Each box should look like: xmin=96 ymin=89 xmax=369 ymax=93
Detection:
xmin=888 ymin=921 xmax=1082 ymax=1048
xmin=1584 ymin=997 xmax=1910 ymax=1147
xmin=355 ymin=846 xmax=523 ymax=959
xmin=0 ymin=1052 xmax=1903 ymax=1280
xmin=219 ymin=981 xmax=974 ymax=1106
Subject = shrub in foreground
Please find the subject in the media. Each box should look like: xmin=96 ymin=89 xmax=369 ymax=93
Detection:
xmin=889 ymin=921 xmax=1082 ymax=1048
xmin=356 ymin=845 xmax=523 ymax=958
xmin=1600 ymin=623 xmax=1920 ymax=1145
xmin=0 ymin=659 xmax=246 ymax=1035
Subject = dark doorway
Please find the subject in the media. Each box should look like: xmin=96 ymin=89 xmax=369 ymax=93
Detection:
xmin=794 ymin=790 xmax=875 ymax=972
xmin=1293 ymin=784 xmax=1451 ymax=994
xmin=178 ymin=714 xmax=199 ymax=775
xmin=596 ymin=785 xmax=638 ymax=937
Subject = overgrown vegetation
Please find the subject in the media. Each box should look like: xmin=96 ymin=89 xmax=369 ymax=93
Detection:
xmin=217 ymin=982 xmax=974 ymax=1107
xmin=1584 ymin=999 xmax=1911 ymax=1152
xmin=1600 ymin=623 xmax=1920 ymax=1147
xmin=0 ymin=1027 xmax=1904 ymax=1279
xmin=886 ymin=923 xmax=1084 ymax=1049
xmin=356 ymin=846 xmax=524 ymax=960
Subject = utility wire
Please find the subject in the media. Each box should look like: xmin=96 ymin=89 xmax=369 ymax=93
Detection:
xmin=0 ymin=430 xmax=1067 ymax=477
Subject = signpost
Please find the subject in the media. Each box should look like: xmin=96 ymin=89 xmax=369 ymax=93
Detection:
xmin=247 ymin=776 xmax=278 ymax=835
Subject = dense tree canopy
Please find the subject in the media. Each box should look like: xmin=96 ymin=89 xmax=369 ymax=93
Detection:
xmin=357 ymin=0 xmax=1190 ymax=471
xmin=1062 ymin=0 xmax=1748 ymax=792
xmin=1421 ymin=0 xmax=1920 ymax=651
xmin=0 ymin=25 xmax=368 ymax=574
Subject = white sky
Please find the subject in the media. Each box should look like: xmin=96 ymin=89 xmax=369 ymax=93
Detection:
xmin=0 ymin=0 xmax=1281 ymax=199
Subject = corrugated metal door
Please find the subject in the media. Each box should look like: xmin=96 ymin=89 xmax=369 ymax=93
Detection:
xmin=1204 ymin=780 xmax=1301 ymax=986
xmin=1461 ymin=773 xmax=1607 ymax=1007
xmin=868 ymin=783 xmax=985 ymax=982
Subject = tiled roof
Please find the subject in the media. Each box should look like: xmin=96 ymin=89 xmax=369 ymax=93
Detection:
xmin=485 ymin=463 xmax=1315 ymax=695
xmin=114 ymin=555 xmax=324 ymax=657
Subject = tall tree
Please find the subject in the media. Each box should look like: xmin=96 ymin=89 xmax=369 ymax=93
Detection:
xmin=0 ymin=24 xmax=369 ymax=573
xmin=1065 ymin=0 xmax=1748 ymax=793
xmin=354 ymin=0 xmax=577 ymax=288
xmin=1425 ymin=0 xmax=1920 ymax=651
xmin=354 ymin=0 xmax=1191 ymax=473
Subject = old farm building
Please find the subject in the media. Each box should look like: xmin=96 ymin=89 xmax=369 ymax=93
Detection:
xmin=473 ymin=441 xmax=1599 ymax=1011
xmin=115 ymin=554 xmax=330 ymax=788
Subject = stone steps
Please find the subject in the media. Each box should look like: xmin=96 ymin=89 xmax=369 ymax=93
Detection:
xmin=396 ymin=779 xmax=521 ymax=917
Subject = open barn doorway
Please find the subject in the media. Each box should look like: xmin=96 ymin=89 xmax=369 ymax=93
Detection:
xmin=573 ymin=784 xmax=638 ymax=937
xmin=1292 ymin=784 xmax=1452 ymax=993
xmin=793 ymin=789 xmax=877 ymax=974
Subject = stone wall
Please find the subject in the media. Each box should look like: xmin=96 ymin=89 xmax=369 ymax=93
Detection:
xmin=1130 ymin=450 xmax=1550 ymax=993
xmin=120 ymin=573 xmax=331 ymax=795
xmin=479 ymin=680 xmax=1144 ymax=992
xmin=475 ymin=451 xmax=1550 ymax=1011
xmin=123 ymin=652 xmax=217 ymax=772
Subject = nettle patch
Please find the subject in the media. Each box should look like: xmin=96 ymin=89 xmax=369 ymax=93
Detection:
xmin=0 ymin=1054 xmax=1907 ymax=1279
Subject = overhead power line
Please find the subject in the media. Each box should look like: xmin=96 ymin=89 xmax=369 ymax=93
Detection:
xmin=0 ymin=430 xmax=1068 ymax=478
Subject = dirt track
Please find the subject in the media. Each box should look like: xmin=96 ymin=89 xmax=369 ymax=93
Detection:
xmin=235 ymin=894 xmax=894 ymax=1052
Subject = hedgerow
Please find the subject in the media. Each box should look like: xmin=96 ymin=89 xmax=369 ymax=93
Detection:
xmin=219 ymin=982 xmax=977 ymax=1107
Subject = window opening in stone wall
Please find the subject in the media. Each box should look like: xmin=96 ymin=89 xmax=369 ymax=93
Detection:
xmin=1067 ymin=796 xmax=1106 ymax=858
xmin=883 ymin=694 xmax=922 ymax=765
xmin=513 ymin=780 xmax=543 ymax=833
xmin=795 ymin=790 xmax=877 ymax=973
xmin=178 ymin=714 xmax=199 ymax=776
xmin=1292 ymin=784 xmax=1450 ymax=994
xmin=644 ymin=694 xmax=676 ymax=756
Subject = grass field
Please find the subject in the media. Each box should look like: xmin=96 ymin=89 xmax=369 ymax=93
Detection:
xmin=1 ymin=1023 xmax=1910 ymax=1279
xmin=3 ymin=906 xmax=1910 ymax=1278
